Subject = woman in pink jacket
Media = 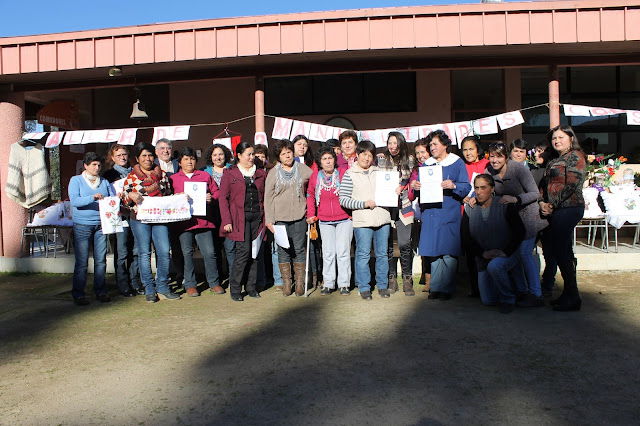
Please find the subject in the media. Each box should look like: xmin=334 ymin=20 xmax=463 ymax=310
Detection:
xmin=306 ymin=145 xmax=352 ymax=296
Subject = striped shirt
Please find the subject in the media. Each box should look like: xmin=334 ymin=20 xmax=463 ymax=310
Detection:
xmin=339 ymin=170 xmax=367 ymax=210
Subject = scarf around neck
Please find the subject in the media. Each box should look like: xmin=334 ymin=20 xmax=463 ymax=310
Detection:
xmin=132 ymin=164 xmax=164 ymax=197
xmin=275 ymin=162 xmax=302 ymax=199
xmin=315 ymin=169 xmax=340 ymax=206
xmin=113 ymin=164 xmax=132 ymax=179
xmin=238 ymin=164 xmax=256 ymax=178
xmin=82 ymin=171 xmax=101 ymax=190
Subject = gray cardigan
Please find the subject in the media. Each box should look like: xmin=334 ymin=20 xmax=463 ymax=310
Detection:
xmin=486 ymin=159 xmax=548 ymax=239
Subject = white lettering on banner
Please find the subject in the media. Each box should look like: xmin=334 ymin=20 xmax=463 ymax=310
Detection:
xmin=214 ymin=137 xmax=232 ymax=150
xmin=290 ymin=120 xmax=311 ymax=139
xmin=472 ymin=117 xmax=499 ymax=135
xmin=39 ymin=115 xmax=68 ymax=127
xmin=272 ymin=117 xmax=293 ymax=140
xmin=82 ymin=130 xmax=108 ymax=144
xmin=418 ymin=124 xmax=443 ymax=138
xmin=309 ymin=124 xmax=332 ymax=141
xmin=496 ymin=111 xmax=525 ymax=130
xmin=254 ymin=132 xmax=268 ymax=146
xmin=563 ymin=104 xmax=591 ymax=117
xmin=136 ymin=194 xmax=192 ymax=223
xmin=590 ymin=107 xmax=625 ymax=117
xmin=118 ymin=128 xmax=137 ymax=145
xmin=45 ymin=132 xmax=65 ymax=148
xmin=627 ymin=110 xmax=640 ymax=126
xmin=104 ymin=129 xmax=123 ymax=142
xmin=152 ymin=126 xmax=191 ymax=145
xmin=63 ymin=131 xmax=85 ymax=145
xmin=453 ymin=121 xmax=473 ymax=146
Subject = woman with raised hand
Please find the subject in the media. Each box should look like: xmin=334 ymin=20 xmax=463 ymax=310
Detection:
xmin=170 ymin=147 xmax=225 ymax=297
xmin=381 ymin=131 xmax=416 ymax=296
xmin=412 ymin=130 xmax=471 ymax=301
xmin=219 ymin=142 xmax=267 ymax=301
xmin=539 ymin=125 xmax=587 ymax=311
xmin=306 ymin=144 xmax=352 ymax=296
xmin=69 ymin=152 xmax=115 ymax=306
xmin=123 ymin=142 xmax=180 ymax=303
xmin=265 ymin=139 xmax=313 ymax=297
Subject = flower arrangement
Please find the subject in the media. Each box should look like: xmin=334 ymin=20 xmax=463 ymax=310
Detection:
xmin=586 ymin=154 xmax=627 ymax=187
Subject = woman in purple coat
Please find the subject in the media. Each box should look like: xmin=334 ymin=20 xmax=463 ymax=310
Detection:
xmin=218 ymin=142 xmax=266 ymax=301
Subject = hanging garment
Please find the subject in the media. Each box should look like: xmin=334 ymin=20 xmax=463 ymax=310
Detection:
xmin=5 ymin=142 xmax=51 ymax=208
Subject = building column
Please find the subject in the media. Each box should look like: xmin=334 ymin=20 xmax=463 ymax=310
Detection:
xmin=548 ymin=65 xmax=560 ymax=128
xmin=255 ymin=76 xmax=265 ymax=134
xmin=504 ymin=68 xmax=522 ymax=143
xmin=0 ymin=92 xmax=27 ymax=257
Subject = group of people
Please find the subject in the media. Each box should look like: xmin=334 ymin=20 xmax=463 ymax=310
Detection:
xmin=69 ymin=124 xmax=586 ymax=313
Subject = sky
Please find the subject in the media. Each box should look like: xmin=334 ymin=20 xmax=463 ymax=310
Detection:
xmin=0 ymin=0 xmax=522 ymax=38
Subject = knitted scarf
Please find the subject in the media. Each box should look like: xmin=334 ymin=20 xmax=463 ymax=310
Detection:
xmin=113 ymin=164 xmax=132 ymax=180
xmin=275 ymin=162 xmax=302 ymax=199
xmin=315 ymin=169 xmax=340 ymax=206
xmin=132 ymin=164 xmax=164 ymax=196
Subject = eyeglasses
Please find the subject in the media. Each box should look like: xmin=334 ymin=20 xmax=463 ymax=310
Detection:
xmin=114 ymin=154 xmax=128 ymax=158
xmin=157 ymin=147 xmax=171 ymax=151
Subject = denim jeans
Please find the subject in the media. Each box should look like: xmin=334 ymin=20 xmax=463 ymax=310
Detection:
xmin=225 ymin=237 xmax=236 ymax=276
xmin=271 ymin=238 xmax=283 ymax=286
xmin=130 ymin=219 xmax=171 ymax=295
xmin=72 ymin=223 xmax=108 ymax=299
xmin=388 ymin=219 xmax=413 ymax=278
xmin=477 ymin=253 xmax=520 ymax=305
xmin=430 ymin=255 xmax=457 ymax=295
xmin=516 ymin=237 xmax=542 ymax=297
xmin=113 ymin=226 xmax=141 ymax=293
xmin=179 ymin=228 xmax=220 ymax=290
xmin=319 ymin=220 xmax=353 ymax=289
xmin=353 ymin=224 xmax=390 ymax=293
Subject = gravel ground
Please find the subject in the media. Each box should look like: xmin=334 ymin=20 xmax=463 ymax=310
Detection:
xmin=0 ymin=271 xmax=639 ymax=425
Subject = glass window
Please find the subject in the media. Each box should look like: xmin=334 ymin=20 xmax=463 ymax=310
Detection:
xmin=452 ymin=69 xmax=504 ymax=110
xmin=570 ymin=66 xmax=616 ymax=93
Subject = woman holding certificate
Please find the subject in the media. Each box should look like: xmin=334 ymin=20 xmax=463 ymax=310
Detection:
xmin=381 ymin=131 xmax=415 ymax=296
xmin=170 ymin=147 xmax=225 ymax=297
xmin=219 ymin=142 xmax=267 ymax=301
xmin=265 ymin=139 xmax=313 ymax=297
xmin=123 ymin=142 xmax=180 ymax=303
xmin=411 ymin=130 xmax=471 ymax=300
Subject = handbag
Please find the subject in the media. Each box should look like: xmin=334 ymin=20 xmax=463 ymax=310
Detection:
xmin=309 ymin=222 xmax=319 ymax=240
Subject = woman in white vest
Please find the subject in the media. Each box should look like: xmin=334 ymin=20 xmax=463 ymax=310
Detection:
xmin=339 ymin=140 xmax=392 ymax=300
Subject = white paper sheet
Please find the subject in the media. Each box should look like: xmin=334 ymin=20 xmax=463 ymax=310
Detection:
xmin=375 ymin=170 xmax=400 ymax=207
xmin=111 ymin=178 xmax=125 ymax=195
xmin=184 ymin=181 xmax=207 ymax=216
xmin=419 ymin=165 xmax=444 ymax=204
xmin=272 ymin=224 xmax=290 ymax=249
xmin=99 ymin=196 xmax=124 ymax=234
xmin=467 ymin=172 xmax=479 ymax=197
xmin=136 ymin=193 xmax=191 ymax=223
xmin=252 ymin=230 xmax=263 ymax=259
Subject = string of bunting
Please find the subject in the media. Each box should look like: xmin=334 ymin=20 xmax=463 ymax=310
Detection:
xmin=20 ymin=103 xmax=640 ymax=149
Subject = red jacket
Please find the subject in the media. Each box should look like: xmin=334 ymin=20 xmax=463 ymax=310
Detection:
xmin=306 ymin=169 xmax=349 ymax=222
xmin=464 ymin=158 xmax=490 ymax=181
xmin=169 ymin=170 xmax=218 ymax=232
xmin=218 ymin=166 xmax=266 ymax=242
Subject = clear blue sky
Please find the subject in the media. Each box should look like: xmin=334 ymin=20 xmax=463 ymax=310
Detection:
xmin=0 ymin=0 xmax=521 ymax=38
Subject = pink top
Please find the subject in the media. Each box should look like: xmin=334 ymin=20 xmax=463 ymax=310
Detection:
xmin=169 ymin=170 xmax=218 ymax=232
xmin=306 ymin=169 xmax=350 ymax=222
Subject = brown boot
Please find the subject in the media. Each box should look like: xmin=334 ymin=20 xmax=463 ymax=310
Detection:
xmin=421 ymin=274 xmax=431 ymax=292
xmin=388 ymin=275 xmax=398 ymax=293
xmin=403 ymin=275 xmax=415 ymax=296
xmin=279 ymin=263 xmax=292 ymax=296
xmin=293 ymin=263 xmax=306 ymax=296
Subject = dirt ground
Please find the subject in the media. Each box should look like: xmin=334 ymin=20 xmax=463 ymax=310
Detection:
xmin=0 ymin=270 xmax=639 ymax=425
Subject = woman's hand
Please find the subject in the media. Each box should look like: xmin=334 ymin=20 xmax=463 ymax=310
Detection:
xmin=441 ymin=179 xmax=455 ymax=190
xmin=129 ymin=192 xmax=143 ymax=204
xmin=482 ymin=249 xmax=506 ymax=260
xmin=224 ymin=224 xmax=233 ymax=233
xmin=365 ymin=200 xmax=376 ymax=209
xmin=306 ymin=216 xmax=317 ymax=224
xmin=499 ymin=195 xmax=518 ymax=204
xmin=411 ymin=180 xmax=422 ymax=190
xmin=205 ymin=193 xmax=212 ymax=203
xmin=395 ymin=185 xmax=403 ymax=195
xmin=468 ymin=197 xmax=477 ymax=207
xmin=93 ymin=193 xmax=104 ymax=201
xmin=539 ymin=202 xmax=554 ymax=216
xmin=266 ymin=223 xmax=275 ymax=233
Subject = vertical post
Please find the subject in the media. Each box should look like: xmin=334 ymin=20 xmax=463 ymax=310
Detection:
xmin=548 ymin=65 xmax=560 ymax=129
xmin=255 ymin=76 xmax=265 ymax=134
xmin=0 ymin=92 xmax=27 ymax=257
xmin=503 ymin=68 xmax=522 ymax=143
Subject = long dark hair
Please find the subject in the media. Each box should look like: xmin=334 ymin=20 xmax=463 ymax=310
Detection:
xmin=546 ymin=124 xmax=583 ymax=159
xmin=292 ymin=134 xmax=314 ymax=167
xmin=383 ymin=131 xmax=412 ymax=174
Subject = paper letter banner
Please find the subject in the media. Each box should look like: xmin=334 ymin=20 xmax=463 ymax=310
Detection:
xmin=254 ymin=132 xmax=268 ymax=146
xmin=332 ymin=127 xmax=349 ymax=139
xmin=99 ymin=196 xmax=123 ymax=234
xmin=496 ymin=111 xmax=525 ymax=130
xmin=627 ymin=110 xmax=640 ymax=126
xmin=418 ymin=124 xmax=443 ymax=139
xmin=214 ymin=137 xmax=232 ymax=150
xmin=472 ymin=117 xmax=498 ymax=135
xmin=118 ymin=128 xmax=137 ymax=145
xmin=453 ymin=121 xmax=473 ymax=145
xmin=136 ymin=193 xmax=192 ymax=224
xmin=360 ymin=130 xmax=385 ymax=148
xmin=590 ymin=107 xmax=625 ymax=117
xmin=63 ymin=131 xmax=85 ymax=145
xmin=82 ymin=130 xmax=108 ymax=144
xmin=104 ymin=129 xmax=123 ymax=143
xmin=45 ymin=132 xmax=65 ymax=148
xmin=23 ymin=132 xmax=47 ymax=140
xmin=563 ymin=104 xmax=592 ymax=117
xmin=272 ymin=117 xmax=293 ymax=140
xmin=152 ymin=126 xmax=190 ymax=145
xmin=309 ymin=124 xmax=332 ymax=142
xmin=397 ymin=127 xmax=420 ymax=143
xmin=290 ymin=120 xmax=311 ymax=138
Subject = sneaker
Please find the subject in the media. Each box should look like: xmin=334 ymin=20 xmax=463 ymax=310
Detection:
xmin=73 ymin=296 xmax=90 ymax=306
xmin=516 ymin=293 xmax=544 ymax=308
xmin=120 ymin=290 xmax=136 ymax=298
xmin=360 ymin=291 xmax=372 ymax=300
xmin=231 ymin=293 xmax=243 ymax=302
xmin=248 ymin=290 xmax=261 ymax=298
xmin=186 ymin=287 xmax=200 ymax=297
xmin=321 ymin=288 xmax=331 ymax=296
xmin=210 ymin=285 xmax=226 ymax=294
xmin=135 ymin=287 xmax=145 ymax=295
xmin=158 ymin=291 xmax=181 ymax=301
xmin=378 ymin=289 xmax=391 ymax=298
xmin=96 ymin=293 xmax=111 ymax=303
xmin=145 ymin=294 xmax=157 ymax=303
xmin=340 ymin=287 xmax=351 ymax=296
xmin=499 ymin=303 xmax=515 ymax=314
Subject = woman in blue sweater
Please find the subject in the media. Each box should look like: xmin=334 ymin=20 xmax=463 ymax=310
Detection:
xmin=69 ymin=152 xmax=115 ymax=306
